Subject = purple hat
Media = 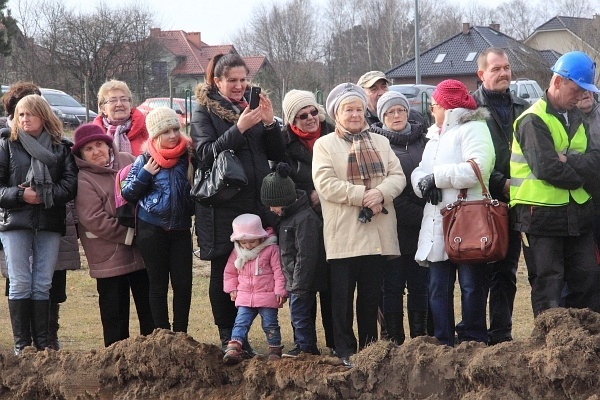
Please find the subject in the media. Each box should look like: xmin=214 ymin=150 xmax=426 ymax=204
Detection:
xmin=72 ymin=123 xmax=113 ymax=156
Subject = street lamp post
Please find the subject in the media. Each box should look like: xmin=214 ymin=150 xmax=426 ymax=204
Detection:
xmin=415 ymin=0 xmax=421 ymax=84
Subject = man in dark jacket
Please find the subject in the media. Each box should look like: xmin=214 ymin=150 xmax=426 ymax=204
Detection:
xmin=511 ymin=51 xmax=600 ymax=317
xmin=472 ymin=48 xmax=528 ymax=345
xmin=357 ymin=71 xmax=427 ymax=128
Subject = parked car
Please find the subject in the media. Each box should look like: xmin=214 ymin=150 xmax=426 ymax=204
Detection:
xmin=137 ymin=97 xmax=197 ymax=129
xmin=509 ymin=79 xmax=543 ymax=105
xmin=40 ymin=88 xmax=97 ymax=129
xmin=389 ymin=84 xmax=436 ymax=125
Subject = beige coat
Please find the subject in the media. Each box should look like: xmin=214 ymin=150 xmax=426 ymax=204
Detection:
xmin=312 ymin=131 xmax=406 ymax=260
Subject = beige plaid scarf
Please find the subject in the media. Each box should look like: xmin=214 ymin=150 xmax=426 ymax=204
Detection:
xmin=336 ymin=123 xmax=385 ymax=189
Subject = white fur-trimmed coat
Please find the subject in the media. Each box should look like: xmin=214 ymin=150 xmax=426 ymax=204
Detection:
xmin=411 ymin=107 xmax=495 ymax=265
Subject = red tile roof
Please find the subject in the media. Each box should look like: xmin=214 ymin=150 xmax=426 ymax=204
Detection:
xmin=150 ymin=29 xmax=236 ymax=77
xmin=243 ymin=56 xmax=269 ymax=81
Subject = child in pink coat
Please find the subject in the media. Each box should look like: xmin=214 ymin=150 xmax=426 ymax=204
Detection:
xmin=222 ymin=214 xmax=288 ymax=365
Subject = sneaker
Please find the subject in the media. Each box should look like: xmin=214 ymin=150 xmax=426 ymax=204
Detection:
xmin=340 ymin=356 xmax=353 ymax=368
xmin=283 ymin=345 xmax=303 ymax=358
xmin=223 ymin=340 xmax=243 ymax=365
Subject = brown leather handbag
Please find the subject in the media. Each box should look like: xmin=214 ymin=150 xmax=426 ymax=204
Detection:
xmin=441 ymin=159 xmax=509 ymax=264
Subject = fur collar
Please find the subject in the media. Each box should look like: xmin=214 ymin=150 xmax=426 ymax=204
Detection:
xmin=195 ymin=83 xmax=251 ymax=124
xmin=446 ymin=107 xmax=490 ymax=127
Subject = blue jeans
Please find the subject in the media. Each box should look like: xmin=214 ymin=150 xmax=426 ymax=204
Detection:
xmin=1 ymin=230 xmax=61 ymax=300
xmin=429 ymin=260 xmax=487 ymax=347
xmin=290 ymin=292 xmax=317 ymax=352
xmin=231 ymin=306 xmax=281 ymax=346
xmin=383 ymin=254 xmax=429 ymax=313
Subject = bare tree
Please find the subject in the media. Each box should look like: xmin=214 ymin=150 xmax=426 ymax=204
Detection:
xmin=494 ymin=0 xmax=543 ymax=41
xmin=232 ymin=0 xmax=325 ymax=113
xmin=549 ymin=0 xmax=597 ymax=18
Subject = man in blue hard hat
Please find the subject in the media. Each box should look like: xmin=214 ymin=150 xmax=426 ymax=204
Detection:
xmin=510 ymin=51 xmax=600 ymax=317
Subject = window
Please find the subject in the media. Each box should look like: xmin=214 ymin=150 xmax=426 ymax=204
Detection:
xmin=152 ymin=61 xmax=168 ymax=80
xmin=465 ymin=52 xmax=477 ymax=62
xmin=434 ymin=53 xmax=446 ymax=63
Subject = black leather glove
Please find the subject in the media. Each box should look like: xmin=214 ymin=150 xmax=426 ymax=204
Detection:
xmin=418 ymin=174 xmax=436 ymax=200
xmin=429 ymin=188 xmax=443 ymax=205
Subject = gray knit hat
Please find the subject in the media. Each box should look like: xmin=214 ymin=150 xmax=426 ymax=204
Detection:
xmin=145 ymin=107 xmax=180 ymax=138
xmin=282 ymin=90 xmax=319 ymax=124
xmin=325 ymin=83 xmax=367 ymax=119
xmin=377 ymin=91 xmax=411 ymax=124
xmin=261 ymin=163 xmax=297 ymax=207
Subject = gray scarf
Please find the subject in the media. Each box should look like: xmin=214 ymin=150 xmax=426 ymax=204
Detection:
xmin=17 ymin=129 xmax=57 ymax=209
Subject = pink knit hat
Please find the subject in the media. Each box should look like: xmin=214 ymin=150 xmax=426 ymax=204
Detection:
xmin=432 ymin=79 xmax=477 ymax=110
xmin=230 ymin=214 xmax=268 ymax=242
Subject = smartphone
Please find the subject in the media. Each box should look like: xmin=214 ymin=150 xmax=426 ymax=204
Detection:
xmin=249 ymin=87 xmax=261 ymax=109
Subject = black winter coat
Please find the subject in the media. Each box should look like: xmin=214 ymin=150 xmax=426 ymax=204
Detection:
xmin=278 ymin=191 xmax=327 ymax=294
xmin=281 ymin=120 xmax=333 ymax=192
xmin=0 ymin=130 xmax=78 ymax=234
xmin=190 ymin=84 xmax=285 ymax=260
xmin=472 ymin=87 xmax=529 ymax=202
xmin=370 ymin=122 xmax=427 ymax=254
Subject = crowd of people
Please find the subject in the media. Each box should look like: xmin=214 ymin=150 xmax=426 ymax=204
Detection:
xmin=1 ymin=47 xmax=599 ymax=369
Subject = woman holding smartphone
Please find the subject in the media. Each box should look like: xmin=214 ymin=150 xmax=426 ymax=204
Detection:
xmin=190 ymin=53 xmax=285 ymax=356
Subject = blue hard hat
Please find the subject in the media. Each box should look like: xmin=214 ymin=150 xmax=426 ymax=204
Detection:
xmin=551 ymin=51 xmax=599 ymax=92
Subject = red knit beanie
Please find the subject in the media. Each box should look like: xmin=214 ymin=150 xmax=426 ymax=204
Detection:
xmin=432 ymin=79 xmax=477 ymax=110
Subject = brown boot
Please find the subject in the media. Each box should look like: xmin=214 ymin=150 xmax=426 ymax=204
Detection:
xmin=268 ymin=345 xmax=283 ymax=361
xmin=223 ymin=340 xmax=243 ymax=365
xmin=48 ymin=303 xmax=61 ymax=351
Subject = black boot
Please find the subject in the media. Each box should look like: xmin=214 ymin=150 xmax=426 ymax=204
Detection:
xmin=8 ymin=299 xmax=32 ymax=355
xmin=31 ymin=300 xmax=50 ymax=351
xmin=218 ymin=327 xmax=232 ymax=352
xmin=383 ymin=312 xmax=405 ymax=345
xmin=48 ymin=303 xmax=61 ymax=350
xmin=241 ymin=338 xmax=257 ymax=359
xmin=408 ymin=310 xmax=428 ymax=338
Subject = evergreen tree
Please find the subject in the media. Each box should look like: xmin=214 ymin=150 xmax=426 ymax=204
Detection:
xmin=0 ymin=0 xmax=17 ymax=56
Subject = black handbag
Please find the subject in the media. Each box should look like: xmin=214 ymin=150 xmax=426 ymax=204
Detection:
xmin=191 ymin=149 xmax=248 ymax=206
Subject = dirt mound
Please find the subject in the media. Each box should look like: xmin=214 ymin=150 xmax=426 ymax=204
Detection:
xmin=1 ymin=308 xmax=600 ymax=399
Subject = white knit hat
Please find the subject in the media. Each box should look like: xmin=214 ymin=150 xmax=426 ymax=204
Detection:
xmin=145 ymin=107 xmax=180 ymax=138
xmin=282 ymin=90 xmax=319 ymax=124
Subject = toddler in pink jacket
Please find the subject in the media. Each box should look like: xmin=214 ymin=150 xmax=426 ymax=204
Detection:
xmin=222 ymin=213 xmax=288 ymax=365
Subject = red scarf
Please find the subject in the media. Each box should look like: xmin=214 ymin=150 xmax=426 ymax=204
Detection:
xmin=148 ymin=137 xmax=190 ymax=169
xmin=290 ymin=124 xmax=321 ymax=151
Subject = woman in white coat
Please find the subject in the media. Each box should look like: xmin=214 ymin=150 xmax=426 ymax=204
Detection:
xmin=411 ymin=79 xmax=495 ymax=347
xmin=312 ymin=83 xmax=405 ymax=367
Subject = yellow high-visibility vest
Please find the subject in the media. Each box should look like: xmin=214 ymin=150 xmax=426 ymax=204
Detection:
xmin=510 ymin=99 xmax=590 ymax=207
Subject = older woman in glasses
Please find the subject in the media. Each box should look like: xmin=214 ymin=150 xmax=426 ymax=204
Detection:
xmin=370 ymin=91 xmax=429 ymax=344
xmin=411 ymin=79 xmax=494 ymax=347
xmin=280 ymin=90 xmax=335 ymax=355
xmin=93 ymin=80 xmax=148 ymax=156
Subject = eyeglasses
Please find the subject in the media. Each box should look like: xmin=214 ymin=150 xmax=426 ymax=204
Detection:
xmin=296 ymin=108 xmax=319 ymax=120
xmin=429 ymin=103 xmax=439 ymax=112
xmin=384 ymin=108 xmax=407 ymax=117
xmin=105 ymin=97 xmax=131 ymax=105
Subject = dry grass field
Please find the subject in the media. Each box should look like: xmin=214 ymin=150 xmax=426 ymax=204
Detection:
xmin=0 ymin=245 xmax=534 ymax=354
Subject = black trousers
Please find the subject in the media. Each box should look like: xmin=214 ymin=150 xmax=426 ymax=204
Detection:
xmin=209 ymin=253 xmax=238 ymax=329
xmin=522 ymin=231 xmax=600 ymax=316
xmin=136 ymin=220 xmax=193 ymax=333
xmin=96 ymin=269 xmax=155 ymax=347
xmin=329 ymin=255 xmax=384 ymax=358
xmin=484 ymin=228 xmax=521 ymax=343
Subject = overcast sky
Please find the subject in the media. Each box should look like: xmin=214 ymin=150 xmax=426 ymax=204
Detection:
xmin=6 ymin=0 xmax=510 ymax=46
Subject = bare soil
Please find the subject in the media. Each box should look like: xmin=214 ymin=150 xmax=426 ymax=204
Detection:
xmin=1 ymin=307 xmax=599 ymax=399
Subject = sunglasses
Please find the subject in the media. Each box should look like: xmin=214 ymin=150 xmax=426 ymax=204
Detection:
xmin=296 ymin=108 xmax=319 ymax=120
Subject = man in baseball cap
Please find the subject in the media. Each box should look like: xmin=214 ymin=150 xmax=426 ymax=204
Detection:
xmin=357 ymin=71 xmax=391 ymax=126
